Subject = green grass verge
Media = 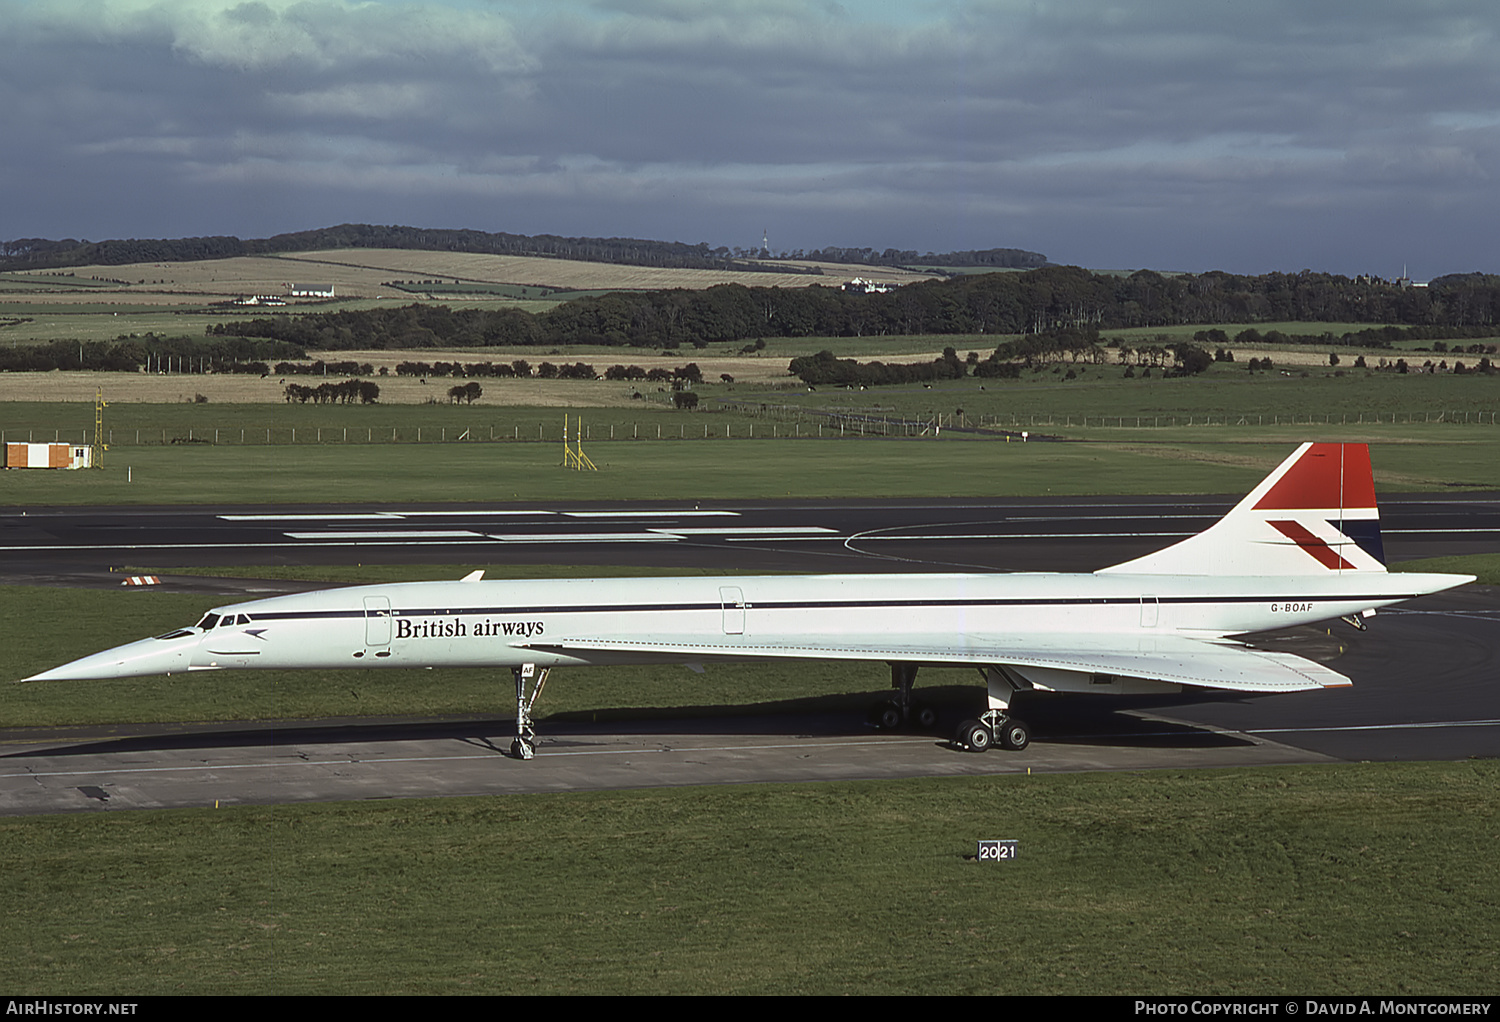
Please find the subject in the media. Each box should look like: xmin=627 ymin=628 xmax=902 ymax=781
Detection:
xmin=4 ymin=763 xmax=1496 ymax=994
xmin=0 ymin=438 xmax=1244 ymax=504
xmin=4 ymin=434 xmax=1498 ymax=506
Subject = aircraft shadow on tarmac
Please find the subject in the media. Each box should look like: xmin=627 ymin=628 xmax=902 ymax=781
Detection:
xmin=3 ymin=688 xmax=1261 ymax=760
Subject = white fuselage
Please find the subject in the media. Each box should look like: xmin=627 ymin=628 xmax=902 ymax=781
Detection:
xmin=100 ymin=569 xmax=1453 ymax=678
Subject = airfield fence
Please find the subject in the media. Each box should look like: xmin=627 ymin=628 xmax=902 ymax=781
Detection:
xmin=5 ymin=420 xmax=959 ymax=446
xmin=2 ymin=408 xmax=1498 ymax=449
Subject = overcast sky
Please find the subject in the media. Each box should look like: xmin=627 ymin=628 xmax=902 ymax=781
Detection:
xmin=3 ymin=0 xmax=1496 ymax=277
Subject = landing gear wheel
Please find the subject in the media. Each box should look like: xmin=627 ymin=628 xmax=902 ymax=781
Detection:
xmin=871 ymin=700 xmax=904 ymax=730
xmin=511 ymin=737 xmax=535 ymax=761
xmin=957 ymin=719 xmax=991 ymax=753
xmin=999 ymin=719 xmax=1031 ymax=751
xmin=912 ymin=702 xmax=938 ymax=730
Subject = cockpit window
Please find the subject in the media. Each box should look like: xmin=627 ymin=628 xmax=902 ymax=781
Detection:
xmin=196 ymin=613 xmax=220 ymax=630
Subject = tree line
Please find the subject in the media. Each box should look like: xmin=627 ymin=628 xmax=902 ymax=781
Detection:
xmin=0 ymin=334 xmax=304 ymax=373
xmin=797 ymin=246 xmax=1046 ymax=270
xmin=7 ymin=266 xmax=1500 ymax=378
xmin=789 ymin=348 xmax=971 ymax=387
xmin=0 ymin=224 xmax=783 ymax=275
xmin=203 ymin=267 xmax=1500 ymax=353
xmin=790 ymin=331 xmax=1223 ymax=387
xmin=283 ymin=380 xmax=381 ymax=404
xmin=393 ymin=359 xmax=705 ymax=385
xmin=1191 ymin=325 xmax=1499 ymax=352
xmin=276 ymin=360 xmax=374 ymax=376
xmin=1 ymin=223 xmax=1046 ymax=276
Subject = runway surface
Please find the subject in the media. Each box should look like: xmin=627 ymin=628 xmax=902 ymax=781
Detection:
xmin=3 ymin=493 xmax=1497 ymax=814
xmin=5 ymin=491 xmax=1498 ymax=574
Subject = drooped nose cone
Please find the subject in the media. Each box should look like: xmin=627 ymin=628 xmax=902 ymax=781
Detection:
xmin=22 ymin=631 xmax=202 ymax=682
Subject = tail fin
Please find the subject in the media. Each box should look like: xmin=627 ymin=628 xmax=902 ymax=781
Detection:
xmin=1099 ymin=443 xmax=1387 ymax=576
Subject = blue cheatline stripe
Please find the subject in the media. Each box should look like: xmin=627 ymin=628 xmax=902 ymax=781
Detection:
xmin=239 ymin=592 xmax=1426 ymax=624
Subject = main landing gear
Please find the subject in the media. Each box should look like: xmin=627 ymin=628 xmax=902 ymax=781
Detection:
xmin=870 ymin=662 xmax=937 ymax=730
xmin=954 ymin=666 xmax=1032 ymax=753
xmin=511 ymin=663 xmax=551 ymax=760
xmin=955 ymin=711 xmax=1030 ymax=752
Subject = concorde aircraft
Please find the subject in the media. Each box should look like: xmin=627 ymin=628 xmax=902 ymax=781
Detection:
xmin=24 ymin=443 xmax=1473 ymax=759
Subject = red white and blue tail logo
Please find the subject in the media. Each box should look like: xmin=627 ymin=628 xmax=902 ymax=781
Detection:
xmin=1100 ymin=443 xmax=1387 ymax=576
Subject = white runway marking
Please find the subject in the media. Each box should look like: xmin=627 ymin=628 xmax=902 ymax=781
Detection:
xmin=650 ymin=526 xmax=838 ymax=536
xmin=487 ymin=532 xmax=684 ymax=543
xmin=395 ymin=510 xmax=552 ymax=517
xmin=561 ymin=510 xmax=739 ymax=518
xmin=282 ymin=530 xmax=486 ymax=540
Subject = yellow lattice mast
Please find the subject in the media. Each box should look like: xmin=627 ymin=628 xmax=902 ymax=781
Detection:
xmin=561 ymin=413 xmax=597 ymax=471
xmin=93 ymin=388 xmax=108 ymax=469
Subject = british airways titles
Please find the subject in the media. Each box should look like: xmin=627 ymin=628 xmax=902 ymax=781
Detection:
xmin=394 ymin=617 xmax=546 ymax=640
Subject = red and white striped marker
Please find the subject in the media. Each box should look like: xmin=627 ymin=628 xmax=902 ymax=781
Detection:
xmin=120 ymin=575 xmax=161 ymax=586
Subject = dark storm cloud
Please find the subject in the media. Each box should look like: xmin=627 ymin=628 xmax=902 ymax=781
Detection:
xmin=2 ymin=0 xmax=1496 ymax=274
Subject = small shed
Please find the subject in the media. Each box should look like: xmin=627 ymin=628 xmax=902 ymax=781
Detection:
xmin=4 ymin=443 xmax=92 ymax=469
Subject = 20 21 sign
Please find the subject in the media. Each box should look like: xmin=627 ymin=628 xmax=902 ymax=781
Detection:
xmin=977 ymin=840 xmax=1018 ymax=861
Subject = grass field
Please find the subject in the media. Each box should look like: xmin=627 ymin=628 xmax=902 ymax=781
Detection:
xmin=2 ymin=351 xmax=1498 ymax=506
xmin=4 ymin=251 xmax=869 ymax=301
xmin=5 ymin=433 xmax=1499 ymax=506
xmin=728 ymin=358 xmax=1500 ymax=423
xmin=6 ymin=341 xmax=1498 ymax=412
xmin=0 ymin=250 xmax=942 ymax=347
xmin=4 ymin=763 xmax=1495 ymax=995
xmin=4 ymin=246 xmax=1492 ymax=378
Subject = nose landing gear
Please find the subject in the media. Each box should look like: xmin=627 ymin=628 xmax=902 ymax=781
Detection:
xmin=511 ymin=663 xmax=550 ymax=760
